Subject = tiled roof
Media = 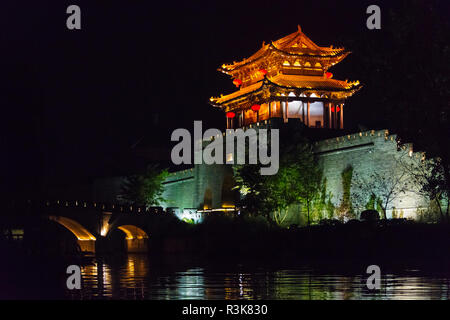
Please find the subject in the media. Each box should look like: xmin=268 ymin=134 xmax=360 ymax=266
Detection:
xmin=211 ymin=74 xmax=360 ymax=105
xmin=220 ymin=26 xmax=346 ymax=72
xmin=270 ymin=74 xmax=358 ymax=90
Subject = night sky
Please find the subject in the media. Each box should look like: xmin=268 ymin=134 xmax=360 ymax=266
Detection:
xmin=1 ymin=0 xmax=447 ymax=198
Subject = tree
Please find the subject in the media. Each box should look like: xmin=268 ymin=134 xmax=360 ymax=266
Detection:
xmin=311 ymin=178 xmax=334 ymax=222
xmin=233 ymin=163 xmax=273 ymax=219
xmin=233 ymin=126 xmax=322 ymax=226
xmin=352 ymin=162 xmax=411 ymax=219
xmin=233 ymin=157 xmax=299 ymax=224
xmin=401 ymin=156 xmax=449 ymax=222
xmin=292 ymin=145 xmax=322 ymax=226
xmin=266 ymin=163 xmax=300 ymax=225
xmin=340 ymin=1 xmax=450 ymax=221
xmin=336 ymin=166 xmax=355 ymax=221
xmin=120 ymin=164 xmax=168 ymax=208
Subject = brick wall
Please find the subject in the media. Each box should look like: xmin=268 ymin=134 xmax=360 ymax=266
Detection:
xmin=161 ymin=128 xmax=430 ymax=222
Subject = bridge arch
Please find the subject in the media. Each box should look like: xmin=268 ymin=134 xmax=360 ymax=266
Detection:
xmin=48 ymin=216 xmax=96 ymax=252
xmin=117 ymin=225 xmax=148 ymax=240
xmin=114 ymin=225 xmax=149 ymax=253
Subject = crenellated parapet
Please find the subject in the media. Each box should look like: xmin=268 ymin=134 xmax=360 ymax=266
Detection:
xmin=314 ymin=129 xmax=427 ymax=161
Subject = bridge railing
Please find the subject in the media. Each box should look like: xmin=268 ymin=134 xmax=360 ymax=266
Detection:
xmin=9 ymin=200 xmax=167 ymax=215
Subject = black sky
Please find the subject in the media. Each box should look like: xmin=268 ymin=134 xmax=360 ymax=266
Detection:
xmin=1 ymin=0 xmax=446 ymax=197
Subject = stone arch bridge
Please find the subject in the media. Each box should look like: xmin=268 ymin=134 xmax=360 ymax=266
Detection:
xmin=21 ymin=200 xmax=180 ymax=253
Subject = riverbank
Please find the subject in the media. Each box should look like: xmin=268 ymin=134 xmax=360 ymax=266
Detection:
xmin=148 ymin=215 xmax=450 ymax=266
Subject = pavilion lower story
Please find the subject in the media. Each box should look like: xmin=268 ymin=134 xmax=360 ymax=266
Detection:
xmin=226 ymin=99 xmax=344 ymax=130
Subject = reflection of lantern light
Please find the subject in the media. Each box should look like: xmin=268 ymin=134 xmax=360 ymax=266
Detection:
xmin=251 ymin=104 xmax=261 ymax=111
xmin=226 ymin=112 xmax=235 ymax=118
xmin=325 ymin=72 xmax=333 ymax=79
xmin=259 ymin=69 xmax=267 ymax=76
xmin=233 ymin=79 xmax=242 ymax=87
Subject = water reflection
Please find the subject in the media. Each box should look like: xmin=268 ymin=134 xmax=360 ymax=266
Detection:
xmin=66 ymin=255 xmax=450 ymax=300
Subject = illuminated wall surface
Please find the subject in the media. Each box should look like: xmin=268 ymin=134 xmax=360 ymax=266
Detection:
xmin=161 ymin=162 xmax=235 ymax=213
xmin=161 ymin=128 xmax=430 ymax=223
xmin=171 ymin=209 xmax=204 ymax=224
xmin=315 ymin=129 xmax=427 ymax=220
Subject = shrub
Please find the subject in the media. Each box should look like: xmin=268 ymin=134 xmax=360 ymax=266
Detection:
xmin=360 ymin=210 xmax=380 ymax=222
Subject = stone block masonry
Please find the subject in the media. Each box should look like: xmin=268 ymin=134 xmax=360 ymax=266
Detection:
xmin=161 ymin=128 xmax=429 ymax=221
xmin=314 ymin=129 xmax=428 ymax=219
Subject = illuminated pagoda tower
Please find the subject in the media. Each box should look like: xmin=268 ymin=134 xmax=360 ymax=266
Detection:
xmin=159 ymin=25 xmax=427 ymax=221
xmin=210 ymin=26 xmax=361 ymax=130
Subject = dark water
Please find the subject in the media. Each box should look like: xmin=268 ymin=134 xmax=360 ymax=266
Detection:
xmin=65 ymin=254 xmax=450 ymax=300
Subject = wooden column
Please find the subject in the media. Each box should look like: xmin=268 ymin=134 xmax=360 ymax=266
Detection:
xmin=241 ymin=110 xmax=245 ymax=127
xmin=268 ymin=102 xmax=272 ymax=119
xmin=328 ymin=102 xmax=332 ymax=129
xmin=302 ymin=101 xmax=306 ymax=124
xmin=334 ymin=103 xmax=338 ymax=129
xmin=331 ymin=103 xmax=336 ymax=129
xmin=285 ymin=99 xmax=289 ymax=123
xmin=340 ymin=104 xmax=344 ymax=129
xmin=307 ymin=100 xmax=310 ymax=127
xmin=283 ymin=100 xmax=288 ymax=123
xmin=322 ymin=102 xmax=326 ymax=128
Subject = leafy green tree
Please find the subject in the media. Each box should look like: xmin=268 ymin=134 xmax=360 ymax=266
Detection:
xmin=326 ymin=197 xmax=335 ymax=220
xmin=233 ymin=158 xmax=300 ymax=224
xmin=337 ymin=166 xmax=355 ymax=220
xmin=365 ymin=193 xmax=377 ymax=210
xmin=312 ymin=178 xmax=335 ymax=222
xmin=267 ymin=163 xmax=300 ymax=226
xmin=233 ymin=163 xmax=273 ymax=219
xmin=120 ymin=164 xmax=168 ymax=207
xmin=234 ymin=127 xmax=322 ymax=226
xmin=292 ymin=145 xmax=322 ymax=226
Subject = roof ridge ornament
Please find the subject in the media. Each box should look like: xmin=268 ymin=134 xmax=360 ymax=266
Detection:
xmin=297 ymin=25 xmax=302 ymax=33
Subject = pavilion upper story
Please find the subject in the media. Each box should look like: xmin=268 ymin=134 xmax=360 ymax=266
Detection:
xmin=210 ymin=26 xmax=361 ymax=130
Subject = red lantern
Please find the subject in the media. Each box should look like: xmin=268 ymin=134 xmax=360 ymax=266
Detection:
xmin=259 ymin=69 xmax=268 ymax=76
xmin=251 ymin=104 xmax=261 ymax=112
xmin=325 ymin=72 xmax=333 ymax=79
xmin=331 ymin=106 xmax=335 ymax=112
xmin=233 ymin=79 xmax=242 ymax=87
xmin=336 ymin=106 xmax=341 ymax=112
xmin=226 ymin=112 xmax=235 ymax=118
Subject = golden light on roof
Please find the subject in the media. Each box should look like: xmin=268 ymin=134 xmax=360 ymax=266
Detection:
xmin=211 ymin=26 xmax=361 ymax=111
